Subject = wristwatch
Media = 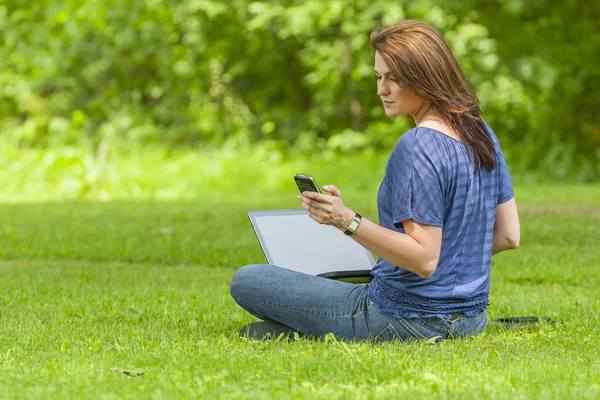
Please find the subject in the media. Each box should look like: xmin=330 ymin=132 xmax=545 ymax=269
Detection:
xmin=344 ymin=213 xmax=362 ymax=236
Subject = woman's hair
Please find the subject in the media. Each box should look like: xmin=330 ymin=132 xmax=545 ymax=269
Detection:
xmin=370 ymin=20 xmax=496 ymax=171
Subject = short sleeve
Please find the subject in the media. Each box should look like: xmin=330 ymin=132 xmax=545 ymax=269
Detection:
xmin=388 ymin=131 xmax=445 ymax=229
xmin=486 ymin=125 xmax=514 ymax=205
xmin=496 ymin=149 xmax=514 ymax=204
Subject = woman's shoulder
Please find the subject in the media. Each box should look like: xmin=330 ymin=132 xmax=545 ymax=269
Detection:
xmin=398 ymin=126 xmax=419 ymax=141
xmin=389 ymin=127 xmax=448 ymax=167
xmin=394 ymin=126 xmax=461 ymax=154
xmin=388 ymin=129 xmax=422 ymax=165
xmin=394 ymin=126 xmax=434 ymax=149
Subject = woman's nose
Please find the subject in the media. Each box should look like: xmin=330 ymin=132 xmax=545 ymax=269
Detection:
xmin=377 ymin=81 xmax=389 ymax=97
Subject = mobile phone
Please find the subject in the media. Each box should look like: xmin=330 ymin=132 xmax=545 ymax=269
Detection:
xmin=294 ymin=174 xmax=322 ymax=194
xmin=493 ymin=317 xmax=553 ymax=325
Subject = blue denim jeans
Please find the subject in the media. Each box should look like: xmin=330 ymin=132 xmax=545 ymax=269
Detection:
xmin=230 ymin=264 xmax=487 ymax=342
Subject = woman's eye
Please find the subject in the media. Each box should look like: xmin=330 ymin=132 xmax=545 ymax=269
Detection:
xmin=376 ymin=76 xmax=381 ymax=80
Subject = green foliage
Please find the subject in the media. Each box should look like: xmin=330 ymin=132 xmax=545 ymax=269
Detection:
xmin=3 ymin=143 xmax=600 ymax=203
xmin=0 ymin=193 xmax=599 ymax=398
xmin=457 ymin=0 xmax=600 ymax=181
xmin=0 ymin=0 xmax=599 ymax=181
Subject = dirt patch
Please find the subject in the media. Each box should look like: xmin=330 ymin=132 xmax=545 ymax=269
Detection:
xmin=520 ymin=205 xmax=600 ymax=217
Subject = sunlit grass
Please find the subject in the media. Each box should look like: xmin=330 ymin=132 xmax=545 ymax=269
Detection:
xmin=0 ymin=146 xmax=599 ymax=398
xmin=0 ymin=191 xmax=599 ymax=398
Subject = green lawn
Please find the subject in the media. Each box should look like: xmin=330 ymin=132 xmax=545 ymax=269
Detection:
xmin=0 ymin=185 xmax=599 ymax=399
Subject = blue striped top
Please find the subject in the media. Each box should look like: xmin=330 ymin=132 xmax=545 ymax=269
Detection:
xmin=367 ymin=123 xmax=514 ymax=319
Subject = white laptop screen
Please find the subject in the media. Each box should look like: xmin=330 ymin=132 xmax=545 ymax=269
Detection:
xmin=248 ymin=210 xmax=374 ymax=278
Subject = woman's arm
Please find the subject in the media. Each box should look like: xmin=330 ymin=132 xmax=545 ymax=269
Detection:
xmin=345 ymin=214 xmax=442 ymax=279
xmin=299 ymin=186 xmax=442 ymax=279
xmin=492 ymin=197 xmax=520 ymax=255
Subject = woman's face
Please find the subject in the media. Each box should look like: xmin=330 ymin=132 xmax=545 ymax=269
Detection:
xmin=374 ymin=51 xmax=424 ymax=118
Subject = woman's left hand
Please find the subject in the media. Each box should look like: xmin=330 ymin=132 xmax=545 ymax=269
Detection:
xmin=297 ymin=185 xmax=354 ymax=231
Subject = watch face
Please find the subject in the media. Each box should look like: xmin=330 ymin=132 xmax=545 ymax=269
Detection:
xmin=345 ymin=214 xmax=362 ymax=235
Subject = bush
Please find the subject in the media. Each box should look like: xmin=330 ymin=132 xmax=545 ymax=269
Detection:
xmin=0 ymin=0 xmax=598 ymax=181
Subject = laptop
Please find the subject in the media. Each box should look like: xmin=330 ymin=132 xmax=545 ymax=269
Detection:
xmin=248 ymin=210 xmax=374 ymax=281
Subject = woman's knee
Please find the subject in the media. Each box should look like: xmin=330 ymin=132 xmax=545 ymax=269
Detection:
xmin=230 ymin=264 xmax=269 ymax=302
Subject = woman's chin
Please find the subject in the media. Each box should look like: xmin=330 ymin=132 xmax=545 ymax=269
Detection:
xmin=384 ymin=108 xmax=401 ymax=118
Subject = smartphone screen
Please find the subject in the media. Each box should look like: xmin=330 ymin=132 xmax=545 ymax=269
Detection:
xmin=294 ymin=174 xmax=322 ymax=194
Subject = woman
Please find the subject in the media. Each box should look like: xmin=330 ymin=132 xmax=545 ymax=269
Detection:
xmin=230 ymin=20 xmax=520 ymax=342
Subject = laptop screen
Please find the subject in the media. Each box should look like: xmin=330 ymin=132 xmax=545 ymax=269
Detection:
xmin=248 ymin=210 xmax=374 ymax=279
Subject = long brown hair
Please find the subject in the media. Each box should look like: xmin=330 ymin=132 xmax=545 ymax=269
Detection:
xmin=370 ymin=20 xmax=496 ymax=171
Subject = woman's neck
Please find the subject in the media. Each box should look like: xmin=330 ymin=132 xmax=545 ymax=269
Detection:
xmin=414 ymin=105 xmax=462 ymax=142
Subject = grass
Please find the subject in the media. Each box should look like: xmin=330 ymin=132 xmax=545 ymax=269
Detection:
xmin=0 ymin=184 xmax=599 ymax=399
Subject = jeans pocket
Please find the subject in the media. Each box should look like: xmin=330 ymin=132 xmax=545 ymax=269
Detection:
xmin=414 ymin=317 xmax=450 ymax=335
xmin=375 ymin=323 xmax=401 ymax=343
xmin=468 ymin=312 xmax=487 ymax=335
xmin=452 ymin=311 xmax=487 ymax=338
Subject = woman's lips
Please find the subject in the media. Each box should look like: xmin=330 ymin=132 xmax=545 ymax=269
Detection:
xmin=383 ymin=101 xmax=394 ymax=106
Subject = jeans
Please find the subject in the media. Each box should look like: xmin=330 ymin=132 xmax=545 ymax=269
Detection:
xmin=230 ymin=264 xmax=487 ymax=342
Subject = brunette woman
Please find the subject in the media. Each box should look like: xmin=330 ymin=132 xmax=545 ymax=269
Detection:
xmin=231 ymin=20 xmax=520 ymax=342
